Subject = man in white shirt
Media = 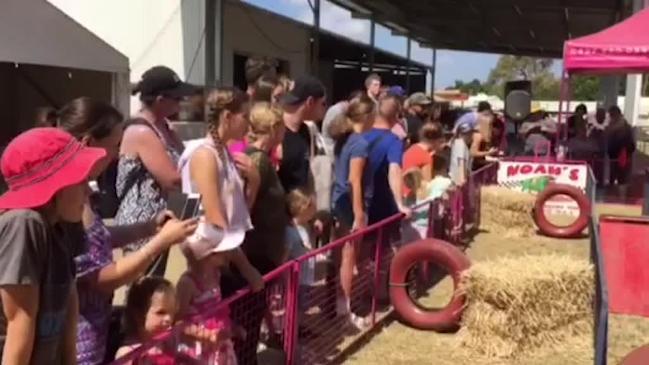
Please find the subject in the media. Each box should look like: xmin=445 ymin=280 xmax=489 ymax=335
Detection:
xmin=365 ymin=73 xmax=382 ymax=104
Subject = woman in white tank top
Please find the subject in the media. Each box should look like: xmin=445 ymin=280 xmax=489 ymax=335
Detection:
xmin=178 ymin=87 xmax=263 ymax=291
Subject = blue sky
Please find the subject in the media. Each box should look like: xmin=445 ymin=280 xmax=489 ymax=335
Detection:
xmin=243 ymin=0 xmax=512 ymax=88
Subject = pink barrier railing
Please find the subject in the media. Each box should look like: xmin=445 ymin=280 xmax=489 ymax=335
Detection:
xmin=112 ymin=163 xmax=499 ymax=365
xmin=449 ymin=163 xmax=499 ymax=244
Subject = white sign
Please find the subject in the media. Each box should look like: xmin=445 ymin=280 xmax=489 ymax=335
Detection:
xmin=497 ymin=161 xmax=589 ymax=216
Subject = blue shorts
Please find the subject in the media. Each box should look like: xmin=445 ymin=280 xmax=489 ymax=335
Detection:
xmin=332 ymin=196 xmax=355 ymax=228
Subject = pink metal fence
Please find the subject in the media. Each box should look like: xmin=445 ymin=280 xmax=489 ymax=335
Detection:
xmin=110 ymin=263 xmax=297 ymax=365
xmin=112 ymin=163 xmax=499 ymax=365
xmin=449 ymin=163 xmax=499 ymax=244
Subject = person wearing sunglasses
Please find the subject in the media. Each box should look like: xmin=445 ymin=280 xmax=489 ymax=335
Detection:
xmin=114 ymin=66 xmax=198 ymax=277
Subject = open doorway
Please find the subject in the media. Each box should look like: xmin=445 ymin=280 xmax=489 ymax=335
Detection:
xmin=0 ymin=63 xmax=112 ymax=145
xmin=0 ymin=62 xmax=112 ymax=193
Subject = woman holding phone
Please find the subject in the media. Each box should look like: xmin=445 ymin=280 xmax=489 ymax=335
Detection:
xmin=56 ymin=97 xmax=198 ymax=365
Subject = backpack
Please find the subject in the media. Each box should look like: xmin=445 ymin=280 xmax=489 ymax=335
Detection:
xmin=94 ymin=119 xmax=151 ymax=219
xmin=305 ymin=121 xmax=333 ymax=212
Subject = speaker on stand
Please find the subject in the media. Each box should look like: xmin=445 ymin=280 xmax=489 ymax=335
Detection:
xmin=504 ymin=80 xmax=532 ymax=155
xmin=504 ymin=80 xmax=532 ymax=122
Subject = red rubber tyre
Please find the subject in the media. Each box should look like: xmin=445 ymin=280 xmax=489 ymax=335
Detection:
xmin=533 ymin=183 xmax=591 ymax=238
xmin=620 ymin=344 xmax=649 ymax=365
xmin=389 ymin=238 xmax=471 ymax=332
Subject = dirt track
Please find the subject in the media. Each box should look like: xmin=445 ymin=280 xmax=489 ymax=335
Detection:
xmin=347 ymin=204 xmax=645 ymax=365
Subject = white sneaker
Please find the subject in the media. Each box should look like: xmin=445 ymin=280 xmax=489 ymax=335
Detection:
xmin=336 ymin=298 xmax=350 ymax=317
xmin=349 ymin=313 xmax=371 ymax=330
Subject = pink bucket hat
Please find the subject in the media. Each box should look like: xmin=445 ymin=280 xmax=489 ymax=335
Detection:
xmin=0 ymin=127 xmax=106 ymax=209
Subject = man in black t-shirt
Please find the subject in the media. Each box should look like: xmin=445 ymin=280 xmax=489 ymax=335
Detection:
xmin=278 ymin=75 xmax=327 ymax=192
xmin=567 ymin=104 xmax=587 ymax=140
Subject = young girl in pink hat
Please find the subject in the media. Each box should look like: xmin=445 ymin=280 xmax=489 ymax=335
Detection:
xmin=0 ymin=127 xmax=106 ymax=364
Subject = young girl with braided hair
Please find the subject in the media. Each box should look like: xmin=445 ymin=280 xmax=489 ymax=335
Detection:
xmin=178 ymin=87 xmax=270 ymax=363
xmin=178 ymin=87 xmax=263 ymax=292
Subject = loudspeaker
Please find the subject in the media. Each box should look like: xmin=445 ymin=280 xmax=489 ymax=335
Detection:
xmin=504 ymin=80 xmax=532 ymax=121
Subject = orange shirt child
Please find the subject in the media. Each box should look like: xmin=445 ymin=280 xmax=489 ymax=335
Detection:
xmin=402 ymin=143 xmax=433 ymax=198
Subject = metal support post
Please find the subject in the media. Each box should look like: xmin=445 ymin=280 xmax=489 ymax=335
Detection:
xmin=430 ymin=49 xmax=437 ymax=94
xmin=204 ymin=0 xmax=223 ymax=86
xmin=369 ymin=18 xmax=375 ymax=73
xmin=311 ymin=0 xmax=321 ymax=76
xmin=405 ymin=37 xmax=411 ymax=92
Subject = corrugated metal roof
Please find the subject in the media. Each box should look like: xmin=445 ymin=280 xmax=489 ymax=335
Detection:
xmin=329 ymin=0 xmax=627 ymax=58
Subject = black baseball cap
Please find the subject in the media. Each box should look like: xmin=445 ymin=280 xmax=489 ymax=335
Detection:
xmin=132 ymin=66 xmax=198 ymax=98
xmin=280 ymin=75 xmax=325 ymax=106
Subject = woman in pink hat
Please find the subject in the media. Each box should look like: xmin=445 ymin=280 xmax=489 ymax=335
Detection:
xmin=0 ymin=127 xmax=106 ymax=364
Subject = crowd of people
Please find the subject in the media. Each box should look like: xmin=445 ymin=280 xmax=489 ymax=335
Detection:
xmin=518 ymin=103 xmax=636 ymax=196
xmin=0 ymin=55 xmax=612 ymax=365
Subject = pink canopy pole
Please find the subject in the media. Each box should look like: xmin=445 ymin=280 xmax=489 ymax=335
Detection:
xmin=557 ymin=73 xmax=565 ymax=144
xmin=565 ymin=73 xmax=573 ymax=141
xmin=556 ymin=70 xmax=569 ymax=145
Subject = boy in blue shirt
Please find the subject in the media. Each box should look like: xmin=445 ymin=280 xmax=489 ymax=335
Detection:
xmin=364 ymin=95 xmax=410 ymax=225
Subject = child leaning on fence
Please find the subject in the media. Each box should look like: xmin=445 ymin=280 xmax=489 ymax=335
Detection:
xmin=284 ymin=188 xmax=319 ymax=336
xmin=175 ymin=225 xmax=248 ymax=364
xmin=115 ymin=277 xmax=228 ymax=365
xmin=403 ymin=155 xmax=453 ymax=241
xmin=285 ymin=189 xmax=317 ymax=284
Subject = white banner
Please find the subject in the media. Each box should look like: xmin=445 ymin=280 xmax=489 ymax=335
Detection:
xmin=497 ymin=161 xmax=589 ymax=216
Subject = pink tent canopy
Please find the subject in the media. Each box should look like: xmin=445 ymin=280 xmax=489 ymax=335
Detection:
xmin=564 ymin=7 xmax=649 ymax=74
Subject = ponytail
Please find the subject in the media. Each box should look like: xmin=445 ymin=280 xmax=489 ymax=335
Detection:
xmin=34 ymin=106 xmax=59 ymax=128
xmin=328 ymin=96 xmax=375 ymax=156
xmin=328 ymin=114 xmax=354 ymax=156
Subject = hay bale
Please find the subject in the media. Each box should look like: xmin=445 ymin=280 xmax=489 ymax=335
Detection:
xmin=457 ymin=254 xmax=594 ymax=359
xmin=480 ymin=185 xmax=537 ymax=237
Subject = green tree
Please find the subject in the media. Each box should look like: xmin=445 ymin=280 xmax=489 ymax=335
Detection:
xmin=448 ymin=78 xmax=487 ymax=95
xmin=571 ymin=76 xmax=599 ymax=101
xmin=485 ymin=55 xmax=560 ymax=99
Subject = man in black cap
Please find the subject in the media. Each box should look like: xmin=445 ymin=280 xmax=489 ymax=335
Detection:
xmin=278 ymin=75 xmax=327 ymax=192
xmin=404 ymin=92 xmax=433 ymax=144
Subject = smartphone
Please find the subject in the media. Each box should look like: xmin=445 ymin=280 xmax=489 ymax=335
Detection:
xmin=183 ymin=195 xmax=201 ymax=219
xmin=166 ymin=192 xmax=189 ymax=219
